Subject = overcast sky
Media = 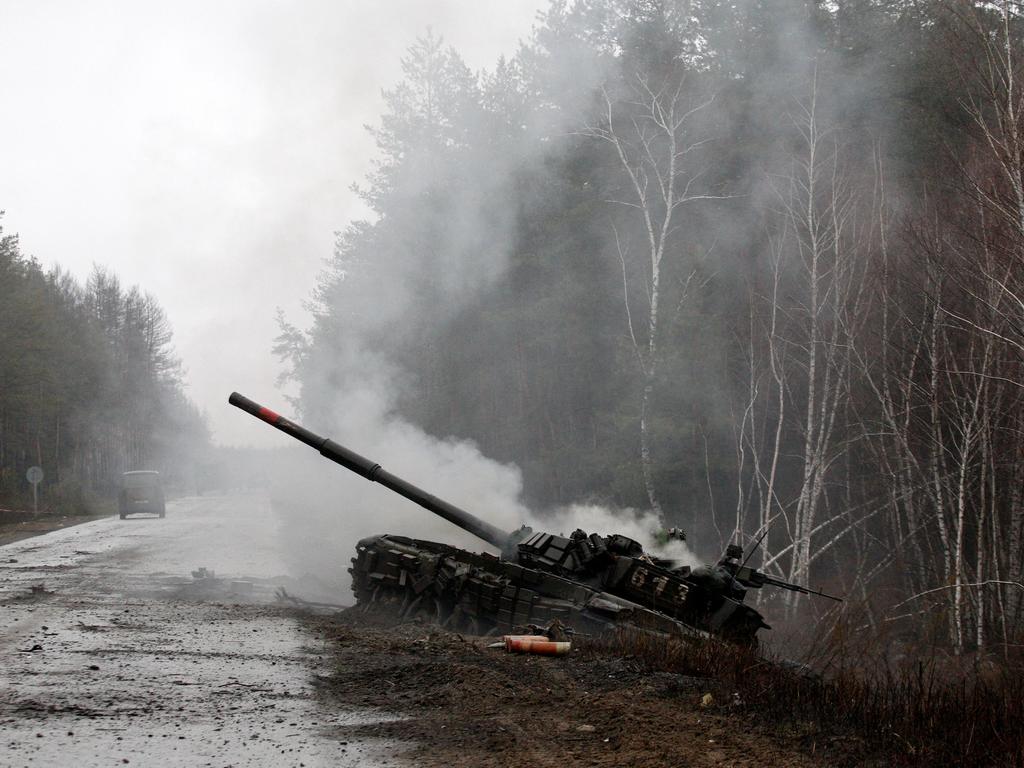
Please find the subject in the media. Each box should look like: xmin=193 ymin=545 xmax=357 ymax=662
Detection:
xmin=0 ymin=0 xmax=546 ymax=446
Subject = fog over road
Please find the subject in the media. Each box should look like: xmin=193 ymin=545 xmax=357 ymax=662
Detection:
xmin=0 ymin=493 xmax=393 ymax=768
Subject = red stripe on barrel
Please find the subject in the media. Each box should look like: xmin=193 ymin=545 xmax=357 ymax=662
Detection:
xmin=257 ymin=406 xmax=280 ymax=424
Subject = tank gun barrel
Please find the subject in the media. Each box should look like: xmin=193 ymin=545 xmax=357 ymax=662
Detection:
xmin=755 ymin=573 xmax=842 ymax=601
xmin=228 ymin=392 xmax=513 ymax=549
xmin=730 ymin=563 xmax=843 ymax=602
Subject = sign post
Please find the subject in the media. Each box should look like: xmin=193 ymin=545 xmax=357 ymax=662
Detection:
xmin=26 ymin=466 xmax=43 ymax=513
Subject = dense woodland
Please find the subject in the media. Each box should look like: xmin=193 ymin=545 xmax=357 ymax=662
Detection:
xmin=0 ymin=221 xmax=209 ymax=511
xmin=276 ymin=0 xmax=1024 ymax=654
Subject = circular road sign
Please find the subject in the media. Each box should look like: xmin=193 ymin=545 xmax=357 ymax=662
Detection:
xmin=26 ymin=466 xmax=44 ymax=485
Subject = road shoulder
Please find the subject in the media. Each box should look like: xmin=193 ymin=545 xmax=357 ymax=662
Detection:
xmin=308 ymin=611 xmax=836 ymax=768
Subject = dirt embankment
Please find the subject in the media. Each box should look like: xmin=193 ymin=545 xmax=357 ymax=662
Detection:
xmin=308 ymin=611 xmax=865 ymax=768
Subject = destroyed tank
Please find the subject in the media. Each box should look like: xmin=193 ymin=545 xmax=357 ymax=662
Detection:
xmin=229 ymin=392 xmax=839 ymax=643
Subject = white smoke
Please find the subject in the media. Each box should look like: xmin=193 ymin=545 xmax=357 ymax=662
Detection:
xmin=267 ymin=379 xmax=702 ymax=591
xmin=536 ymin=503 xmax=701 ymax=569
xmin=261 ymin=10 xmax=671 ymax=590
xmin=267 ymin=382 xmax=528 ymax=593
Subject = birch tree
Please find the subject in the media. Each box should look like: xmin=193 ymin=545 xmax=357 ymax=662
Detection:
xmin=738 ymin=74 xmax=868 ymax=610
xmin=582 ymin=72 xmax=715 ymax=522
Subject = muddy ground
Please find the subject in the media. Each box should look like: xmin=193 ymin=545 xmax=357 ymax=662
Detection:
xmin=308 ymin=611 xmax=862 ymax=768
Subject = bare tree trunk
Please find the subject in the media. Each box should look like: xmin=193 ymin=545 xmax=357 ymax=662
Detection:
xmin=583 ymin=75 xmax=717 ymax=523
xmin=1009 ymin=419 xmax=1024 ymax=624
xmin=764 ymin=74 xmax=860 ymax=610
xmin=639 ymin=372 xmax=661 ymax=519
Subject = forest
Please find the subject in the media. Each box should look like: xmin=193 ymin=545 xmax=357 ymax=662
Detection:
xmin=0 ymin=219 xmax=209 ymax=512
xmin=276 ymin=0 xmax=1024 ymax=656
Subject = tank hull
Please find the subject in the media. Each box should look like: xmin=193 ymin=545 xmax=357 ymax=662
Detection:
xmin=228 ymin=394 xmax=782 ymax=642
xmin=349 ymin=534 xmax=766 ymax=642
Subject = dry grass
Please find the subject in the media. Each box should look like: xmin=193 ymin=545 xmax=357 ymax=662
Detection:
xmin=581 ymin=626 xmax=1024 ymax=767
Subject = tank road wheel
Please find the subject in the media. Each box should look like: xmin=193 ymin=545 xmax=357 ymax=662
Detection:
xmin=361 ymin=584 xmax=386 ymax=613
xmin=720 ymin=609 xmax=763 ymax=647
xmin=439 ymin=604 xmax=495 ymax=636
xmin=377 ymin=585 xmax=405 ymax=613
xmin=400 ymin=594 xmax=425 ymax=621
xmin=441 ymin=604 xmax=464 ymax=630
xmin=435 ymin=596 xmax=453 ymax=626
xmin=392 ymin=592 xmax=448 ymax=626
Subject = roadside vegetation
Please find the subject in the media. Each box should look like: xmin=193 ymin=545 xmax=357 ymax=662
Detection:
xmin=0 ymin=221 xmax=209 ymax=515
xmin=587 ymin=625 xmax=1024 ymax=767
xmin=316 ymin=606 xmax=1021 ymax=767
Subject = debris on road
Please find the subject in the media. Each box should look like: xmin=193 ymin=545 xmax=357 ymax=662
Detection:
xmin=499 ymin=634 xmax=572 ymax=656
xmin=524 ymin=618 xmax=573 ymax=642
xmin=486 ymin=620 xmax=576 ymax=655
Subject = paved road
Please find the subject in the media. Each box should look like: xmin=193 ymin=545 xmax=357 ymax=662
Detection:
xmin=0 ymin=493 xmax=395 ymax=768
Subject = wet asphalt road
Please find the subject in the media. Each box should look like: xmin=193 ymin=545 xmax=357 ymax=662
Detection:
xmin=0 ymin=493 xmax=396 ymax=768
